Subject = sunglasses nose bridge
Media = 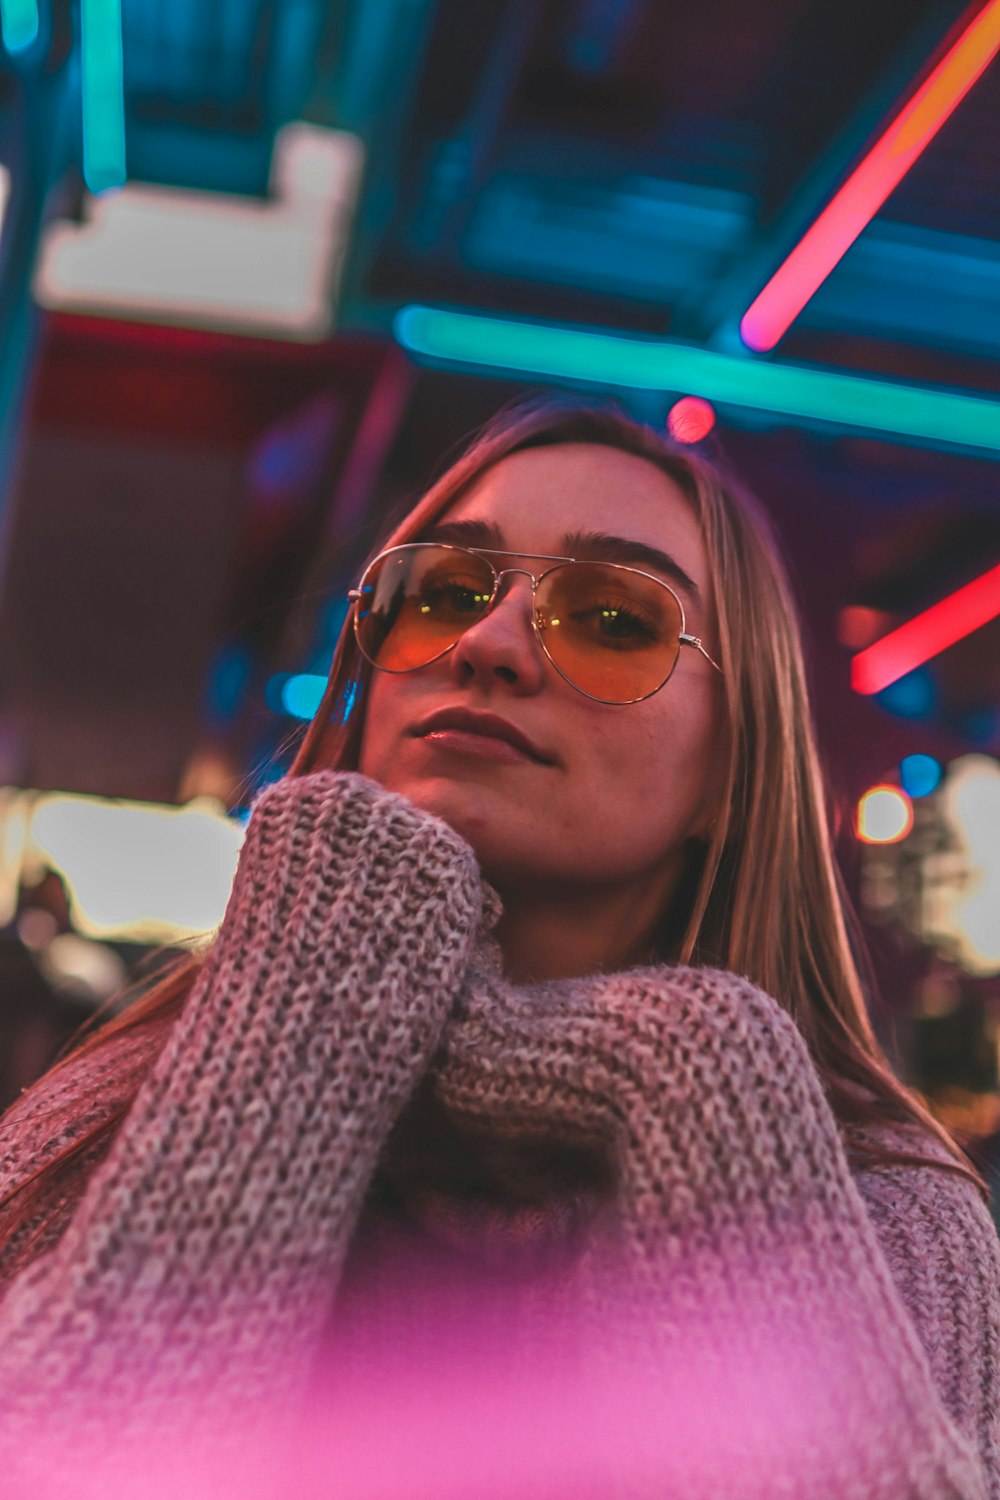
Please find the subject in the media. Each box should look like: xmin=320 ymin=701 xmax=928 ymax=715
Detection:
xmin=486 ymin=565 xmax=539 ymax=613
xmin=493 ymin=564 xmax=538 ymax=587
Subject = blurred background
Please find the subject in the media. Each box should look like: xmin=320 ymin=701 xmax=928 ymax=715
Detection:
xmin=0 ymin=0 xmax=998 ymax=1206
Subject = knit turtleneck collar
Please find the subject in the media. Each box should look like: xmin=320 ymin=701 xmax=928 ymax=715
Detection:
xmin=372 ymin=1067 xmax=616 ymax=1277
xmin=363 ymin=879 xmax=620 ymax=1275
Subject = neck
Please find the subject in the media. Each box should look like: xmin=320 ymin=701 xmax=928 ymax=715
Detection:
xmin=491 ymin=867 xmax=685 ymax=984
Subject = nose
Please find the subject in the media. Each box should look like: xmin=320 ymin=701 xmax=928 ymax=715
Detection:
xmin=448 ymin=572 xmax=546 ymax=693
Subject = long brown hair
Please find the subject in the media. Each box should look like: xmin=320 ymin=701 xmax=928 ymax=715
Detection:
xmin=0 ymin=398 xmax=988 ymax=1256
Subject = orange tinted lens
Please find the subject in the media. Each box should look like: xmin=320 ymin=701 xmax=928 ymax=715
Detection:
xmin=354 ymin=546 xmax=496 ymax=670
xmin=536 ymin=563 xmax=681 ymax=701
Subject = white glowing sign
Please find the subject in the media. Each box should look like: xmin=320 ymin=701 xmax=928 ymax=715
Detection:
xmin=27 ymin=792 xmax=245 ymax=944
xmin=34 ymin=123 xmax=363 ymax=337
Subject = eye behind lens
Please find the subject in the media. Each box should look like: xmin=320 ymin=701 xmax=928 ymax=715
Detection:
xmin=535 ymin=563 xmax=682 ymax=702
xmin=355 ymin=544 xmax=496 ymax=672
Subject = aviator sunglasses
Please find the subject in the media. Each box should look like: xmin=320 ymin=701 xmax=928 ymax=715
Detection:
xmin=348 ymin=542 xmax=723 ymax=705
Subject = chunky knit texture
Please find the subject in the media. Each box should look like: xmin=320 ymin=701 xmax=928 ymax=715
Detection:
xmin=0 ymin=770 xmax=997 ymax=1499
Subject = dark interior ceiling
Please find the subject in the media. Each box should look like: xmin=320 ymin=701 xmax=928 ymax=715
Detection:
xmin=341 ymin=0 xmax=1000 ymax=383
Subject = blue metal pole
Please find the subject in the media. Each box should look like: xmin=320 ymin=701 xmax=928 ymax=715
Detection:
xmin=0 ymin=19 xmax=76 ymax=593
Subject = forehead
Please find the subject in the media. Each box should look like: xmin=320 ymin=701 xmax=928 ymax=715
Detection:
xmin=444 ymin=441 xmax=711 ymax=589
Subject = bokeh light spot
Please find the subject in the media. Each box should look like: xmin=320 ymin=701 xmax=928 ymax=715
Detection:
xmin=280 ymin=673 xmax=327 ymax=721
xmin=875 ymin=667 xmax=936 ymax=718
xmin=668 ymin=397 xmax=715 ymax=444
xmin=899 ymin=753 xmax=943 ymax=798
xmin=857 ymin=785 xmax=914 ymax=844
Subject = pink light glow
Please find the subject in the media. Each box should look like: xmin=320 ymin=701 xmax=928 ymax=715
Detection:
xmin=851 ymin=560 xmax=1000 ymax=695
xmin=740 ymin=0 xmax=1000 ymax=352
xmin=1 ymin=1272 xmax=875 ymax=1500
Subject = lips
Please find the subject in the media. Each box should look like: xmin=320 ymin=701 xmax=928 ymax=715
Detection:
xmin=412 ymin=708 xmax=555 ymax=764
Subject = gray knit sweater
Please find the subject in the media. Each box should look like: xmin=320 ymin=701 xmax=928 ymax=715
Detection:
xmin=0 ymin=771 xmax=997 ymax=1498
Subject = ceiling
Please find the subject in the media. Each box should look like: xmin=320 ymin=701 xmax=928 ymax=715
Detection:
xmin=338 ymin=0 xmax=1000 ymax=381
xmin=29 ymin=0 xmax=995 ymax=382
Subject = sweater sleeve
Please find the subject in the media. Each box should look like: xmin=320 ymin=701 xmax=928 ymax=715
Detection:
xmin=435 ymin=960 xmax=1000 ymax=1500
xmin=855 ymin=1145 xmax=1000 ymax=1498
xmin=0 ymin=771 xmax=485 ymax=1437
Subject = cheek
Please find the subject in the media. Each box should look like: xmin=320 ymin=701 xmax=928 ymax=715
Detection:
xmin=356 ymin=675 xmax=405 ymax=783
xmin=576 ymin=695 xmax=722 ymax=840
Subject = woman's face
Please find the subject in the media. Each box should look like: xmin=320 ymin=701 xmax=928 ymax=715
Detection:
xmin=356 ymin=442 xmax=727 ymax=905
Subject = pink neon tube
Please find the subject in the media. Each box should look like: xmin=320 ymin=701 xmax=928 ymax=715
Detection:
xmin=852 ymin=560 xmax=1000 ymax=695
xmin=741 ymin=0 xmax=1000 ymax=352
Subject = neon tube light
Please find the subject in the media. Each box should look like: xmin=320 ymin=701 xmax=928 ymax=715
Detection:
xmin=81 ymin=0 xmax=126 ymax=193
xmin=740 ymin=0 xmax=1000 ymax=352
xmin=852 ymin=560 xmax=1000 ymax=695
xmin=0 ymin=0 xmax=39 ymax=52
xmin=394 ymin=306 xmax=1000 ymax=454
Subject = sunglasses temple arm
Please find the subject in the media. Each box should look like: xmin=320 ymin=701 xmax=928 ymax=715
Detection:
xmin=682 ymin=634 xmax=723 ymax=675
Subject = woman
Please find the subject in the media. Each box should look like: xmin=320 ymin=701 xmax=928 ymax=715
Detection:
xmin=0 ymin=401 xmax=997 ymax=1498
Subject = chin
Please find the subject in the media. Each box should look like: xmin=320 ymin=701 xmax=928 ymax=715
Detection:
xmin=405 ymin=782 xmax=498 ymax=847
xmin=391 ymin=777 xmax=530 ymax=874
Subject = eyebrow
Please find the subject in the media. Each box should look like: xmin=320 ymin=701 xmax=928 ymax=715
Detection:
xmin=421 ymin=518 xmax=703 ymax=607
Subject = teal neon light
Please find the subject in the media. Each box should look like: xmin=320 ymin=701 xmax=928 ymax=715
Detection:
xmin=81 ymin=0 xmax=126 ymax=193
xmin=0 ymin=0 xmax=39 ymax=53
xmin=394 ymin=306 xmax=1000 ymax=454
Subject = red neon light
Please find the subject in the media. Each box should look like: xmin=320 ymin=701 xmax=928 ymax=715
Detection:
xmin=741 ymin=0 xmax=1000 ymax=352
xmin=852 ymin=560 xmax=1000 ymax=695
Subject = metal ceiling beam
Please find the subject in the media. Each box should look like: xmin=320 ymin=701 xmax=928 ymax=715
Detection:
xmin=329 ymin=0 xmax=440 ymax=321
xmin=407 ymin=0 xmax=540 ymax=261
